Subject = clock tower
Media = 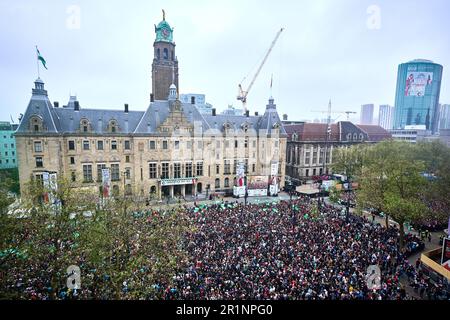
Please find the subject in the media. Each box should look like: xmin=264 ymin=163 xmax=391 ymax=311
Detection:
xmin=152 ymin=10 xmax=179 ymax=101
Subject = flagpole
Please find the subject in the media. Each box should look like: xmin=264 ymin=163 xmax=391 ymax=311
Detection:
xmin=35 ymin=45 xmax=40 ymax=78
xmin=270 ymin=74 xmax=273 ymax=97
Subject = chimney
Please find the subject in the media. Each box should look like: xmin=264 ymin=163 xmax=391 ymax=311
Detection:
xmin=191 ymin=96 xmax=196 ymax=104
xmin=54 ymin=101 xmax=59 ymax=108
xmin=150 ymin=93 xmax=154 ymax=102
xmin=74 ymin=101 xmax=80 ymax=111
xmin=124 ymin=103 xmax=129 ymax=113
xmin=212 ymin=108 xmax=216 ymax=116
xmin=283 ymin=114 xmax=288 ymax=121
xmin=245 ymin=110 xmax=249 ymax=117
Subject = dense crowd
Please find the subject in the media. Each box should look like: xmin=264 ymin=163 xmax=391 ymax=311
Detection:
xmin=2 ymin=196 xmax=448 ymax=300
xmin=163 ymin=197 xmax=447 ymax=300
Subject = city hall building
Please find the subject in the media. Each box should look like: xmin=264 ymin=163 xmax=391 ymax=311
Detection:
xmin=15 ymin=14 xmax=286 ymax=199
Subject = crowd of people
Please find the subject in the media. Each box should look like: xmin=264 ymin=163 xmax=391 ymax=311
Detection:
xmin=2 ymin=195 xmax=448 ymax=300
xmin=163 ymin=197 xmax=447 ymax=300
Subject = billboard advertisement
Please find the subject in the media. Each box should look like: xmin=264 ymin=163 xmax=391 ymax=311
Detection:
xmin=247 ymin=176 xmax=268 ymax=190
xmin=247 ymin=176 xmax=268 ymax=197
xmin=404 ymin=72 xmax=433 ymax=97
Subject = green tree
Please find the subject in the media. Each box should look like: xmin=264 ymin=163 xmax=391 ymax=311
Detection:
xmin=357 ymin=140 xmax=428 ymax=248
xmin=332 ymin=144 xmax=368 ymax=182
xmin=1 ymin=177 xmax=193 ymax=300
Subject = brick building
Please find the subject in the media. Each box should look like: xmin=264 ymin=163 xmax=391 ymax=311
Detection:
xmin=284 ymin=121 xmax=391 ymax=184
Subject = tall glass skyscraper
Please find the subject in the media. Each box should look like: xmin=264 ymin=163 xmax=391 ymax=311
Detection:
xmin=393 ymin=59 xmax=443 ymax=133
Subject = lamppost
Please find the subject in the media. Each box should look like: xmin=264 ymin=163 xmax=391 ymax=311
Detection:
xmin=244 ymin=189 xmax=248 ymax=206
xmin=317 ymin=179 xmax=323 ymax=213
xmin=345 ymin=179 xmax=352 ymax=222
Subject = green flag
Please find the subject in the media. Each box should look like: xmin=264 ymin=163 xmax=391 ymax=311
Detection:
xmin=36 ymin=47 xmax=48 ymax=69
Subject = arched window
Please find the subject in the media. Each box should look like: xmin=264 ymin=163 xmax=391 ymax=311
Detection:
xmin=353 ymin=133 xmax=358 ymax=140
xmin=112 ymin=185 xmax=120 ymax=197
xmin=80 ymin=119 xmax=91 ymax=133
xmin=125 ymin=184 xmax=132 ymax=196
xmin=157 ymin=48 xmax=160 ymax=60
xmin=215 ymin=178 xmax=220 ymax=189
xmin=108 ymin=120 xmax=118 ymax=133
xmin=171 ymin=50 xmax=174 ymax=61
xmin=346 ymin=133 xmax=352 ymax=141
xmin=163 ymin=48 xmax=168 ymax=60
xmin=224 ymin=178 xmax=230 ymax=188
xmin=359 ymin=133 xmax=364 ymax=141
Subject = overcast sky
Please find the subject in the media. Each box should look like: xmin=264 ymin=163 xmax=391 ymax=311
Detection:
xmin=1 ymin=0 xmax=449 ymax=124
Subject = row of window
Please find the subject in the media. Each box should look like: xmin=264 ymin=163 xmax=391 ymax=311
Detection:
xmin=1 ymin=143 xmax=14 ymax=149
xmin=32 ymin=139 xmax=277 ymax=154
xmin=147 ymin=160 xmax=257 ymax=179
xmin=66 ymin=140 xmax=131 ymax=152
xmin=0 ymin=158 xmax=15 ymax=165
xmin=80 ymin=164 xmax=125 ymax=183
xmin=63 ymin=162 xmax=258 ymax=182
xmin=2 ymin=151 xmax=15 ymax=157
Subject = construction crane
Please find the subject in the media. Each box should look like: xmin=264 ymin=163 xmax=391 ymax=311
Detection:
xmin=311 ymin=109 xmax=357 ymax=121
xmin=237 ymin=28 xmax=284 ymax=112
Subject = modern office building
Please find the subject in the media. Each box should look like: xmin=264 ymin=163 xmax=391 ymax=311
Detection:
xmin=0 ymin=121 xmax=19 ymax=169
xmin=179 ymin=93 xmax=213 ymax=115
xmin=14 ymin=13 xmax=287 ymax=199
xmin=378 ymin=104 xmax=394 ymax=130
xmin=393 ymin=59 xmax=443 ymax=133
xmin=360 ymin=104 xmax=374 ymax=125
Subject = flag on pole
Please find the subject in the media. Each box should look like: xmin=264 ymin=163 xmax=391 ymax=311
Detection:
xmin=36 ymin=47 xmax=48 ymax=69
xmin=270 ymin=74 xmax=273 ymax=89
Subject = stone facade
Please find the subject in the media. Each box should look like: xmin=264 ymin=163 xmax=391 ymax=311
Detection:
xmin=15 ymin=15 xmax=286 ymax=200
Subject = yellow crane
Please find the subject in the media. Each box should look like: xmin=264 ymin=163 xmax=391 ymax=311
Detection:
xmin=237 ymin=28 xmax=284 ymax=112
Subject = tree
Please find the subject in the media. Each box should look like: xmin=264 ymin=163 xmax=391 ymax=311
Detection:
xmin=415 ymin=140 xmax=450 ymax=217
xmin=332 ymin=144 xmax=368 ymax=182
xmin=0 ymin=177 xmax=193 ymax=299
xmin=357 ymin=140 xmax=428 ymax=248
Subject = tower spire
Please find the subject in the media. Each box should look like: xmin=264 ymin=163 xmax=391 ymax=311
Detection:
xmin=162 ymin=9 xmax=165 ymax=21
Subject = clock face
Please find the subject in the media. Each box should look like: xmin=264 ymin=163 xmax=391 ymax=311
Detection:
xmin=162 ymin=28 xmax=170 ymax=38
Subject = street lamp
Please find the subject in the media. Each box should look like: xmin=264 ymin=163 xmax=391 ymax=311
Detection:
xmin=345 ymin=179 xmax=352 ymax=222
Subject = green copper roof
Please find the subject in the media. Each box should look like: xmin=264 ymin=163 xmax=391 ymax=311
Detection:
xmin=155 ymin=19 xmax=174 ymax=43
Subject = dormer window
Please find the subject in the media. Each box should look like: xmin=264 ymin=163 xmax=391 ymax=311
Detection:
xmin=353 ymin=133 xmax=358 ymax=140
xmin=30 ymin=115 xmax=44 ymax=132
xmin=80 ymin=119 xmax=91 ymax=133
xmin=347 ymin=133 xmax=352 ymax=140
xmin=359 ymin=133 xmax=364 ymax=141
xmin=108 ymin=120 xmax=119 ymax=133
xmin=273 ymin=122 xmax=281 ymax=129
